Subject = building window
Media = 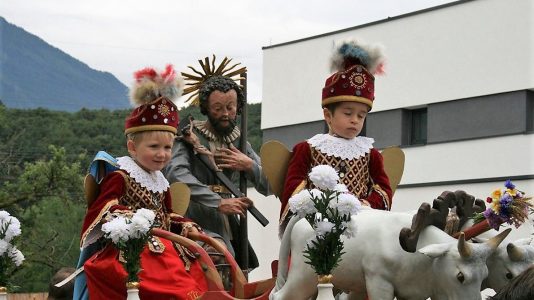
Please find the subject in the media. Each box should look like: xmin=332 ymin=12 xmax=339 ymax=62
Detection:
xmin=359 ymin=122 xmax=367 ymax=137
xmin=410 ymin=108 xmax=427 ymax=145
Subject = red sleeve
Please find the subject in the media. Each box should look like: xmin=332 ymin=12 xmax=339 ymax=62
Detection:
xmin=365 ymin=148 xmax=393 ymax=210
xmin=280 ymin=142 xmax=311 ymax=217
xmin=81 ymin=171 xmax=126 ymax=245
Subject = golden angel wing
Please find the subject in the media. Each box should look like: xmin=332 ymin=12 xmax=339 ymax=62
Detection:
xmin=260 ymin=140 xmax=292 ymax=199
xmin=170 ymin=182 xmax=191 ymax=216
xmin=380 ymin=146 xmax=405 ymax=196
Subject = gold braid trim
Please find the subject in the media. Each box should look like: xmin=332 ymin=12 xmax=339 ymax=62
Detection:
xmin=174 ymin=243 xmax=192 ymax=271
xmin=118 ymin=250 xmax=126 ymax=264
xmin=80 ymin=199 xmax=119 ymax=248
xmin=279 ymin=180 xmax=307 ymax=226
xmin=169 ymin=212 xmax=184 ymax=219
xmin=372 ymin=184 xmax=391 ymax=211
xmin=147 ymin=236 xmax=165 ymax=254
xmin=110 ymin=209 xmax=133 ymax=218
xmin=187 ymin=290 xmax=202 ymax=300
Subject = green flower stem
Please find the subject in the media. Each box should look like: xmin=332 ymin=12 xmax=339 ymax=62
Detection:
xmin=303 ymin=189 xmax=351 ymax=276
xmin=115 ymin=236 xmax=150 ymax=283
xmin=0 ymin=256 xmax=8 ymax=287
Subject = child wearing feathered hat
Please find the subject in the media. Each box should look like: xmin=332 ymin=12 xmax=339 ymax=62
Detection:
xmin=279 ymin=40 xmax=393 ymax=233
xmin=79 ymin=65 xmax=208 ymax=299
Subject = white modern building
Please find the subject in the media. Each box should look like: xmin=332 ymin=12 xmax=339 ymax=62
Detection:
xmin=248 ymin=0 xmax=534 ymax=295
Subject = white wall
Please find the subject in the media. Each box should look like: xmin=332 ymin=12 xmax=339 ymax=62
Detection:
xmin=262 ymin=0 xmax=534 ymax=129
xmin=247 ymin=190 xmax=281 ymax=282
xmin=401 ymin=134 xmax=534 ymax=184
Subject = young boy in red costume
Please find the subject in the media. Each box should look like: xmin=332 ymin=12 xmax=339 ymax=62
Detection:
xmin=280 ymin=40 xmax=393 ymax=233
xmin=80 ymin=65 xmax=207 ymax=300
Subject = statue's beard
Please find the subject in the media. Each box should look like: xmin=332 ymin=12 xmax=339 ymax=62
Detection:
xmin=208 ymin=115 xmax=237 ymax=136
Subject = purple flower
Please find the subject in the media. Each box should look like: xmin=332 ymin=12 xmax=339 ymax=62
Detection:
xmin=499 ymin=194 xmax=513 ymax=218
xmin=504 ymin=179 xmax=515 ymax=190
xmin=483 ymin=208 xmax=506 ymax=230
xmin=488 ymin=214 xmax=506 ymax=230
xmin=500 ymin=193 xmax=513 ymax=204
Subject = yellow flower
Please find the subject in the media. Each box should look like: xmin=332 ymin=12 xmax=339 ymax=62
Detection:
xmin=506 ymin=189 xmax=517 ymax=197
xmin=491 ymin=189 xmax=502 ymax=199
xmin=492 ymin=203 xmax=501 ymax=214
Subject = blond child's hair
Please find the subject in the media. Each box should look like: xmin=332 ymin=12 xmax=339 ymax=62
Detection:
xmin=127 ymin=130 xmax=175 ymax=144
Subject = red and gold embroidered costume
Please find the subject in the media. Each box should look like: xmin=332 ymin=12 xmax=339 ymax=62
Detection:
xmin=280 ymin=134 xmax=392 ymax=229
xmin=80 ymin=156 xmax=207 ymax=300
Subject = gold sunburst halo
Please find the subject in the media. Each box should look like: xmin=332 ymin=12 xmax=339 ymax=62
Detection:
xmin=181 ymin=54 xmax=247 ymax=106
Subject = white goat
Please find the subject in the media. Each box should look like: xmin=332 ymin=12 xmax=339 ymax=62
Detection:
xmin=270 ymin=208 xmax=510 ymax=300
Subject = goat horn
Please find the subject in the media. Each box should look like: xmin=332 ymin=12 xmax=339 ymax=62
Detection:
xmin=399 ymin=203 xmax=431 ymax=252
xmin=507 ymin=242 xmax=526 ymax=262
xmin=458 ymin=232 xmax=473 ymax=258
xmin=486 ymin=228 xmax=512 ymax=251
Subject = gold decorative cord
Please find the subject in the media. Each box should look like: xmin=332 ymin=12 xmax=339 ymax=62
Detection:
xmin=181 ymin=55 xmax=247 ymax=106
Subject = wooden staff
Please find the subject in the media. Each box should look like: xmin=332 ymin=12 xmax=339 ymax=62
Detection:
xmin=238 ymin=72 xmax=249 ymax=274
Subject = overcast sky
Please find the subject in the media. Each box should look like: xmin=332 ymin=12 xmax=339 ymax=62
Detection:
xmin=1 ymin=0 xmax=454 ymax=104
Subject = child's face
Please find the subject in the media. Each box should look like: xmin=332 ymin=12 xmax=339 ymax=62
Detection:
xmin=127 ymin=131 xmax=174 ymax=172
xmin=323 ymin=102 xmax=369 ymax=139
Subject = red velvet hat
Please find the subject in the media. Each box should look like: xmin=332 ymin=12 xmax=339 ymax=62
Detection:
xmin=124 ymin=97 xmax=179 ymax=135
xmin=321 ymin=40 xmax=385 ymax=110
xmin=124 ymin=65 xmax=183 ymax=135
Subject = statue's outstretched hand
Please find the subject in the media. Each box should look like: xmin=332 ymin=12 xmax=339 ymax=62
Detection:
xmin=214 ymin=144 xmax=253 ymax=172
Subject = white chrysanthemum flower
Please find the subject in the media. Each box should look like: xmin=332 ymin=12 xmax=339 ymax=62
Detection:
xmin=341 ymin=221 xmax=357 ymax=238
xmin=3 ymin=216 xmax=22 ymax=242
xmin=8 ymin=245 xmax=25 ymax=266
xmin=289 ymin=190 xmax=316 ymax=217
xmin=309 ymin=165 xmax=339 ymax=190
xmin=130 ymin=214 xmax=152 ymax=238
xmin=334 ymin=184 xmax=348 ymax=193
xmin=134 ymin=208 xmax=156 ymax=225
xmin=0 ymin=239 xmax=9 ymax=256
xmin=305 ymin=236 xmax=318 ymax=250
xmin=315 ymin=219 xmax=335 ymax=237
xmin=102 ymin=217 xmax=131 ymax=244
xmin=309 ymin=188 xmax=324 ymax=200
xmin=329 ymin=193 xmax=361 ymax=217
xmin=0 ymin=210 xmax=10 ymax=221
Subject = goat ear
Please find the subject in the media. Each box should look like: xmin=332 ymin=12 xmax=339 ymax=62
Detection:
xmin=418 ymin=243 xmax=450 ymax=258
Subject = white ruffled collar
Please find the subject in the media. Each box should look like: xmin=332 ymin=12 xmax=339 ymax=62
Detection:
xmin=307 ymin=134 xmax=374 ymax=160
xmin=116 ymin=156 xmax=169 ymax=193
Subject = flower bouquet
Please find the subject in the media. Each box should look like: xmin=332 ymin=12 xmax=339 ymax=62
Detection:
xmin=101 ymin=208 xmax=156 ymax=284
xmin=288 ymin=165 xmax=361 ymax=278
xmin=0 ymin=211 xmax=25 ymax=290
xmin=466 ymin=180 xmax=532 ymax=239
